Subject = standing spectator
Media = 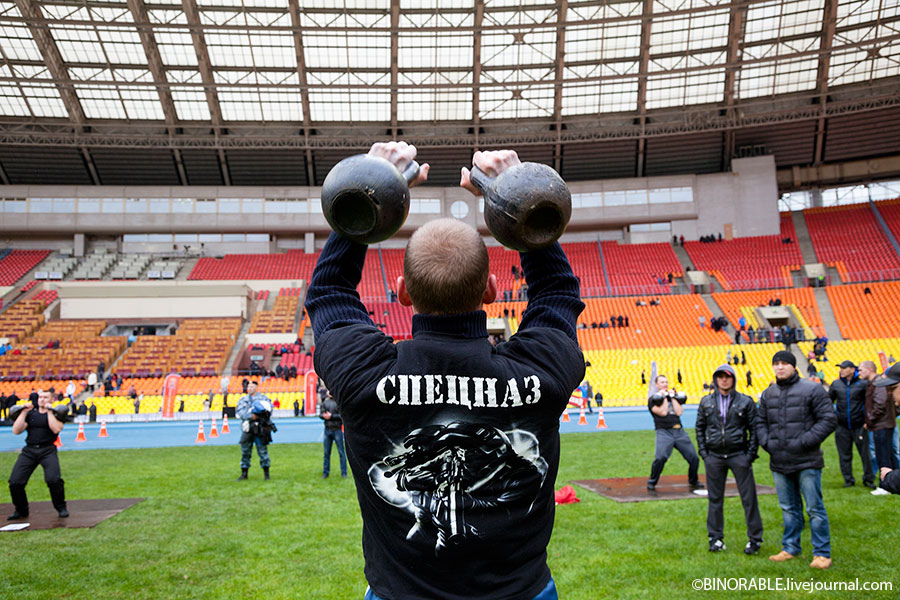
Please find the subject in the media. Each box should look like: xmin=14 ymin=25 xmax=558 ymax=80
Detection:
xmin=131 ymin=387 xmax=140 ymax=414
xmin=861 ymin=361 xmax=899 ymax=495
xmin=87 ymin=371 xmax=98 ymax=392
xmin=695 ymin=365 xmax=762 ymax=554
xmin=0 ymin=392 xmax=7 ymax=421
xmin=293 ymin=398 xmax=300 ymax=417
xmin=88 ymin=402 xmax=97 ymax=423
xmin=758 ymin=351 xmax=836 ymax=569
xmin=828 ymin=361 xmax=873 ymax=489
xmin=677 ymin=369 xmax=683 ymax=385
xmin=594 ymin=390 xmax=603 ymax=407
xmin=647 ymin=375 xmax=702 ymax=492
xmin=235 ymin=381 xmax=274 ymax=481
xmin=580 ymin=380 xmax=593 ymax=414
xmin=28 ymin=389 xmax=38 ymax=405
xmin=65 ymin=380 xmax=76 ymax=402
xmin=319 ymin=390 xmax=347 ymax=479
xmin=746 ymin=370 xmax=753 ymax=388
xmin=738 ymin=316 xmax=747 ymax=330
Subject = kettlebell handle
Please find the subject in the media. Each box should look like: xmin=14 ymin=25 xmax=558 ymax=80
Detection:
xmin=400 ymin=160 xmax=420 ymax=185
xmin=468 ymin=166 xmax=492 ymax=196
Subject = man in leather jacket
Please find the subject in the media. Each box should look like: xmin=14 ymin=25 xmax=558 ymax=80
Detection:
xmin=696 ymin=364 xmax=762 ymax=555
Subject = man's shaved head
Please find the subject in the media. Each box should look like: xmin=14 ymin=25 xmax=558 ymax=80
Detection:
xmin=403 ymin=219 xmax=490 ymax=315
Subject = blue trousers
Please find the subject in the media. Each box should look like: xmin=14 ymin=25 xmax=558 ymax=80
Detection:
xmin=771 ymin=468 xmax=830 ymax=558
xmin=240 ymin=432 xmax=270 ymax=469
xmin=364 ymin=576 xmax=558 ymax=600
xmin=323 ymin=429 xmax=347 ymax=477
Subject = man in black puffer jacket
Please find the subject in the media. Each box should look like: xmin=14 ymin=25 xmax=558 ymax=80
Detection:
xmin=758 ymin=351 xmax=836 ymax=570
xmin=696 ymin=364 xmax=762 ymax=555
xmin=828 ymin=360 xmax=873 ymax=488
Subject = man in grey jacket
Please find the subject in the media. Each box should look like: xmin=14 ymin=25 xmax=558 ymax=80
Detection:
xmin=758 ymin=351 xmax=836 ymax=569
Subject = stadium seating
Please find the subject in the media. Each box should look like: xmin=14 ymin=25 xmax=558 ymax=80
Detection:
xmin=0 ymin=300 xmax=46 ymax=344
xmin=113 ymin=318 xmax=241 ymax=378
xmin=711 ymin=288 xmax=825 ymax=339
xmin=797 ymin=338 xmax=900 ymax=382
xmin=560 ymin=242 xmax=606 ymax=296
xmin=249 ymin=288 xmax=300 ymax=334
xmin=601 ymin=241 xmax=681 ymax=296
xmin=684 ymin=214 xmax=802 ymax=290
xmin=582 ymin=343 xmax=782 ymax=406
xmin=188 ymin=250 xmax=318 ymax=281
xmin=875 ymin=198 xmax=900 ymax=250
xmin=826 ymin=281 xmax=900 ymax=340
xmin=0 ymin=318 xmax=126 ymax=380
xmin=804 ymin=204 xmax=900 ymax=282
xmin=0 ymin=250 xmax=51 ymax=285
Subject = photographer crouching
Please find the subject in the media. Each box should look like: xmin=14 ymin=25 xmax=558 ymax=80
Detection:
xmin=647 ymin=374 xmax=703 ymax=493
xmin=8 ymin=389 xmax=69 ymax=520
xmin=235 ymin=381 xmax=277 ymax=481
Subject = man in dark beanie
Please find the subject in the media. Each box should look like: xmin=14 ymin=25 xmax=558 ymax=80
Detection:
xmin=695 ymin=364 xmax=762 ymax=555
xmin=758 ymin=350 xmax=836 ymax=569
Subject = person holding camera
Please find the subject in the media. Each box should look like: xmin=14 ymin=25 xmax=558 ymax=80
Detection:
xmin=319 ymin=389 xmax=346 ymax=479
xmin=647 ymin=374 xmax=702 ymax=492
xmin=235 ymin=381 xmax=276 ymax=481
xmin=306 ymin=143 xmax=585 ymax=600
xmin=7 ymin=389 xmax=69 ymax=519
xmin=695 ymin=364 xmax=762 ymax=554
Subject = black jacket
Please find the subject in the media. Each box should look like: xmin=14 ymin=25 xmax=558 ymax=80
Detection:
xmin=758 ymin=373 xmax=837 ymax=474
xmin=882 ymin=468 xmax=900 ymax=495
xmin=318 ymin=397 xmax=342 ymax=431
xmin=695 ymin=391 xmax=759 ymax=459
xmin=828 ymin=372 xmax=867 ymax=429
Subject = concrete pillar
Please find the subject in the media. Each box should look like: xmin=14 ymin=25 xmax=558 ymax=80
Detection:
xmin=304 ymin=232 xmax=315 ymax=254
xmin=74 ymin=233 xmax=85 ymax=257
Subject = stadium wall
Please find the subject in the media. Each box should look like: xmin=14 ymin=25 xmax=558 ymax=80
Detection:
xmin=58 ymin=282 xmax=249 ymax=320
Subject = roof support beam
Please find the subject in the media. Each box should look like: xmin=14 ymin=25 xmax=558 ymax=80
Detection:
xmin=472 ymin=0 xmax=485 ymax=151
xmin=390 ymin=0 xmax=400 ymax=139
xmin=813 ymin=0 xmax=838 ymax=166
xmin=15 ymin=0 xmax=99 ymax=184
xmin=288 ymin=0 xmax=316 ymax=185
xmin=635 ymin=0 xmax=653 ymax=177
xmin=127 ymin=0 xmax=187 ymax=185
xmin=182 ymin=0 xmax=230 ymax=185
xmin=722 ymin=0 xmax=747 ymax=171
xmin=552 ymin=0 xmax=567 ymax=173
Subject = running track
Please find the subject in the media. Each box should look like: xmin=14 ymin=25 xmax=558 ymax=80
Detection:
xmin=0 ymin=407 xmax=698 ymax=452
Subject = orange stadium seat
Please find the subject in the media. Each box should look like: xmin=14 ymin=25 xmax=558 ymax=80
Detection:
xmin=684 ymin=213 xmax=803 ymax=291
xmin=826 ymin=281 xmax=900 ymax=340
xmin=804 ymin=204 xmax=900 ymax=282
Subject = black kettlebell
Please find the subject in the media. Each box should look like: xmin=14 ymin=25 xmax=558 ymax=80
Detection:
xmin=321 ymin=154 xmax=420 ymax=245
xmin=469 ymin=162 xmax=572 ymax=252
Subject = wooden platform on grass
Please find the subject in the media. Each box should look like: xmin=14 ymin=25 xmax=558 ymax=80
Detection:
xmin=0 ymin=498 xmax=143 ymax=531
xmin=572 ymin=475 xmax=776 ymax=503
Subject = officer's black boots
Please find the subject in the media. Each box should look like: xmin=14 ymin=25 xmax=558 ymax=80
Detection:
xmin=237 ymin=468 xmax=248 ymax=481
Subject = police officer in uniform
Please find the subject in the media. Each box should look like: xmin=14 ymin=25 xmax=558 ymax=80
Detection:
xmin=8 ymin=389 xmax=69 ymax=519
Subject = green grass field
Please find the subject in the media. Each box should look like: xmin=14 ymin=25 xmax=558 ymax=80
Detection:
xmin=1 ymin=430 xmax=896 ymax=600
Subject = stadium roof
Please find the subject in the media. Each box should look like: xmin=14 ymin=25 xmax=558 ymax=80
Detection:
xmin=0 ymin=0 xmax=898 ymax=186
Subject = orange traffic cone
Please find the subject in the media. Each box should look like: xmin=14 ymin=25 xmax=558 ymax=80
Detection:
xmin=596 ymin=407 xmax=608 ymax=429
xmin=221 ymin=414 xmax=231 ymax=434
xmin=577 ymin=408 xmax=587 ymax=426
xmin=98 ymin=421 xmax=109 ymax=438
xmin=209 ymin=418 xmax=219 ymax=438
xmin=561 ymin=410 xmax=571 ymax=422
xmin=195 ymin=421 xmax=207 ymax=443
xmin=75 ymin=422 xmax=87 ymax=442
xmin=54 ymin=435 xmax=63 ymax=448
